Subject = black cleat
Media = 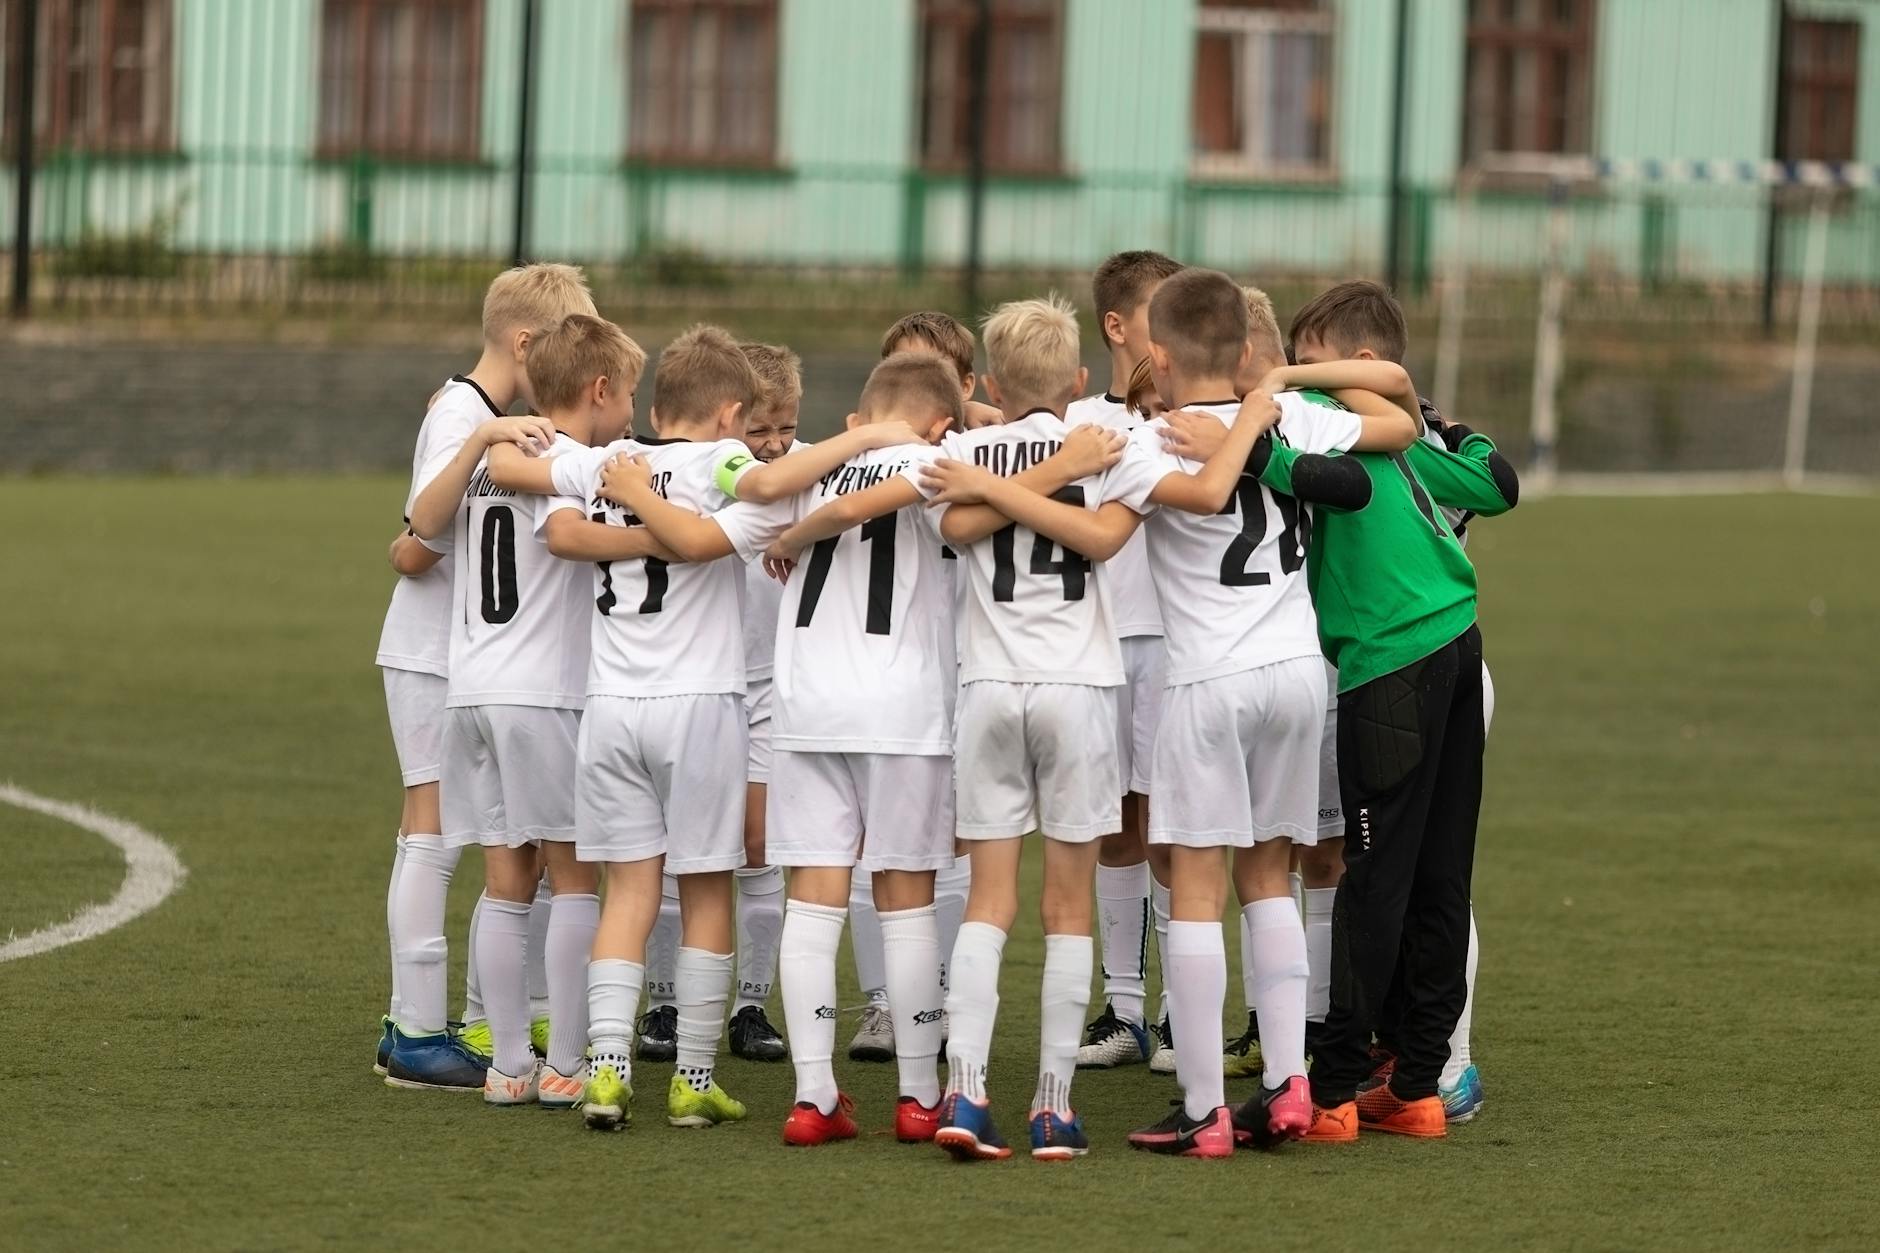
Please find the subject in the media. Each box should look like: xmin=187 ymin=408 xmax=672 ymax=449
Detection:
xmin=637 ymin=1004 xmax=677 ymax=1063
xmin=1222 ymin=1010 xmax=1263 ymax=1078
xmin=727 ymin=1005 xmax=789 ymax=1061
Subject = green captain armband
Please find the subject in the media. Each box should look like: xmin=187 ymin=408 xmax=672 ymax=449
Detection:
xmin=714 ymin=451 xmax=756 ymax=498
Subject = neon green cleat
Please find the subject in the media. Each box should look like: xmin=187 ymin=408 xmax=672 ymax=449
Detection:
xmin=666 ymin=1073 xmax=748 ymax=1128
xmin=582 ymin=1062 xmax=632 ymax=1132
xmin=454 ymin=1020 xmax=493 ymax=1064
xmin=530 ymin=1016 xmax=551 ymax=1058
xmin=1222 ymin=1011 xmax=1264 ymax=1079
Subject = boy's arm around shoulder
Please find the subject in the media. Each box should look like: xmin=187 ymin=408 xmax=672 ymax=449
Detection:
xmin=773 ymin=477 xmax=923 ymax=561
xmin=933 ymin=424 xmax=1125 ymax=544
xmin=1402 ymin=425 xmax=1519 ymax=515
xmin=601 ymin=454 xmax=739 ymax=563
xmin=723 ymin=424 xmax=920 ymax=504
xmin=408 ymin=415 xmax=557 ymax=538
xmin=388 ymin=529 xmax=445 ymax=576
xmin=543 ymin=513 xmax=683 ymax=563
xmin=1146 ymin=392 xmax=1281 ymax=515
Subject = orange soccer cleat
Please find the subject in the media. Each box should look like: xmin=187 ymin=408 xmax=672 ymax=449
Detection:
xmin=1301 ymin=1100 xmax=1360 ymax=1143
xmin=1355 ymin=1085 xmax=1447 ymax=1138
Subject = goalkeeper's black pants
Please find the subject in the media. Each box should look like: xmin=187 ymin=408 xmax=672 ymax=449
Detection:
xmin=1311 ymin=625 xmax=1484 ymax=1106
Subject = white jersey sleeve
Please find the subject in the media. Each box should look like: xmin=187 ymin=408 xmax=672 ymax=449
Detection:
xmin=1065 ymin=393 xmax=1161 ymax=638
xmin=1275 ymin=390 xmax=1363 ymax=455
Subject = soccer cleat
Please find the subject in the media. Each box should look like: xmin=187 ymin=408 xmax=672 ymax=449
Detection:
xmin=933 ymin=1093 xmax=1013 ymax=1161
xmin=373 ymin=1017 xmax=393 ymax=1076
xmin=1028 ymin=1109 xmax=1089 ymax=1161
xmin=581 ymin=1060 xmax=632 ymax=1131
xmin=453 ymin=1019 xmax=493 ymax=1064
xmin=539 ymin=1063 xmax=585 ymax=1110
xmin=484 ymin=1060 xmax=541 ymax=1106
xmin=383 ymin=1025 xmax=487 ymax=1091
xmin=848 ymin=1002 xmax=894 ymax=1062
xmin=1076 ymin=1003 xmax=1152 ymax=1069
xmin=1302 ymin=1100 xmax=1359 ymax=1143
xmin=637 ymin=1005 xmax=677 ymax=1063
xmin=1148 ymin=1017 xmax=1176 ymax=1075
xmin=728 ymin=1005 xmax=789 ymax=1061
xmin=894 ymin=1096 xmax=942 ymax=1143
xmin=1368 ymin=1042 xmax=1397 ymax=1086
xmin=530 ymin=1016 xmax=551 ymax=1059
xmin=1356 ymin=1085 xmax=1446 ymax=1138
xmin=1230 ymin=1075 xmax=1311 ymax=1148
xmin=1126 ymin=1101 xmax=1234 ymax=1158
xmin=1221 ymin=1011 xmax=1263 ymax=1078
xmin=1440 ymin=1063 xmax=1485 ymax=1123
xmin=666 ymin=1073 xmax=748 ymax=1128
xmin=782 ymin=1094 xmax=858 ymax=1146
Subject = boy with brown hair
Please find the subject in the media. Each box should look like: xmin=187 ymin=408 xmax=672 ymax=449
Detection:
xmin=405 ymin=313 xmax=643 ymax=1105
xmin=882 ymin=310 xmax=1005 ymax=430
xmin=376 ymin=262 xmax=595 ymax=1091
xmin=1067 ymin=249 xmax=1185 ymax=1073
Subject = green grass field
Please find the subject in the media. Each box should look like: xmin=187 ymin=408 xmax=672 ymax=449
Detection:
xmin=2 ymin=482 xmax=1877 ymax=1253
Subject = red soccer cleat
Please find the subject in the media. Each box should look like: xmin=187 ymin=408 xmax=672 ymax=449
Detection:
xmin=782 ymin=1093 xmax=858 ymax=1146
xmin=895 ymin=1095 xmax=942 ymax=1143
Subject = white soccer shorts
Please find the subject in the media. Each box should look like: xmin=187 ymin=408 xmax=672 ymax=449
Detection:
xmin=745 ymin=678 xmax=773 ymax=786
xmin=1148 ymin=656 xmax=1327 ymax=848
xmin=575 ymin=693 xmax=747 ymax=874
xmin=441 ymin=704 xmax=580 ymax=848
xmin=767 ymin=750 xmax=955 ymax=872
xmin=382 ymin=666 xmax=447 ymax=787
xmin=1117 ymin=635 xmax=1167 ymax=797
xmin=954 ymin=681 xmax=1122 ymax=843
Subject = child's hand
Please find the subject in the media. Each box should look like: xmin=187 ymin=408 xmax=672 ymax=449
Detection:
xmin=1256 ymin=367 xmax=1294 ymax=398
xmin=478 ymin=415 xmax=557 ymax=455
xmin=763 ymin=540 xmax=798 ymax=584
xmin=1233 ymin=389 xmax=1282 ymax=437
xmin=1054 ymin=425 xmax=1125 ymax=478
xmin=1159 ymin=410 xmax=1228 ymax=462
xmin=598 ymin=453 xmax=653 ymax=506
xmin=963 ymin=401 xmax=1006 ymax=430
xmin=862 ymin=421 xmax=924 ymax=450
xmin=920 ymin=459 xmax=998 ymax=505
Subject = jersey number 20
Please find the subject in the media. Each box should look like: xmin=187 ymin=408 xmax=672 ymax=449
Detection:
xmin=1217 ymin=478 xmax=1306 ymax=586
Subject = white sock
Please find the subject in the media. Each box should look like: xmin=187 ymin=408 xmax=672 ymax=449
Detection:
xmin=462 ymin=891 xmax=487 ymax=1025
xmin=1095 ymin=861 xmax=1150 ymax=1026
xmin=933 ymin=856 xmax=971 ymax=993
xmin=1033 ymin=933 xmax=1092 ymax=1117
xmin=674 ymin=947 xmax=733 ymax=1092
xmin=848 ymin=867 xmax=887 ymax=1001
xmin=1442 ymin=905 xmax=1480 ymax=1087
xmin=646 ymin=873 xmax=682 ymax=1008
xmin=1303 ymin=886 xmax=1337 ymax=1023
xmin=734 ymin=865 xmax=786 ymax=1012
xmin=477 ymin=897 xmax=534 ymax=1076
xmin=1289 ymin=869 xmax=1305 ymax=918
xmin=1237 ymin=905 xmax=1258 ymax=1016
xmin=1245 ymin=897 xmax=1309 ymax=1087
xmin=1151 ymin=874 xmax=1172 ymax=1025
xmin=943 ymin=921 xmax=1006 ymax=1103
xmin=880 ymin=904 xmax=943 ymax=1107
xmin=390 ymin=837 xmax=456 ymax=1035
xmin=545 ymin=893 xmax=599 ymax=1074
xmin=386 ymin=835 xmax=407 ymax=1020
xmin=1166 ymin=919 xmax=1226 ymax=1120
xmin=587 ymin=957 xmax=644 ymax=1080
xmin=780 ymin=900 xmax=846 ymax=1114
xmin=527 ymin=875 xmax=552 ymax=1021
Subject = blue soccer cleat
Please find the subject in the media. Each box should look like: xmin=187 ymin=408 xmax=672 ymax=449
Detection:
xmin=1440 ymin=1063 xmax=1484 ymax=1123
xmin=933 ymin=1093 xmax=1012 ymax=1161
xmin=1028 ymin=1109 xmax=1089 ymax=1161
xmin=373 ymin=1016 xmax=394 ymax=1076
xmin=383 ymin=1024 xmax=487 ymax=1091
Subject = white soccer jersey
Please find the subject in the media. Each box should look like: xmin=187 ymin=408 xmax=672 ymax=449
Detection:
xmin=1106 ymin=392 xmax=1361 ymax=686
xmin=375 ymin=376 xmax=503 ymax=675
xmin=742 ymin=440 xmax=805 ymax=683
xmin=912 ymin=410 xmax=1125 ymax=687
xmin=771 ymin=443 xmax=956 ymax=754
xmin=445 ymin=433 xmax=591 ymax=710
xmin=1065 ymin=392 xmax=1162 ymax=639
xmin=549 ymin=436 xmax=791 ymax=699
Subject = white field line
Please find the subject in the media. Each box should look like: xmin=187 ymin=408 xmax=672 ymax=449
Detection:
xmin=0 ymin=783 xmax=187 ymax=963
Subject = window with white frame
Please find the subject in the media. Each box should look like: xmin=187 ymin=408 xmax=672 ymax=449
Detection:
xmin=1192 ymin=0 xmax=1335 ymax=180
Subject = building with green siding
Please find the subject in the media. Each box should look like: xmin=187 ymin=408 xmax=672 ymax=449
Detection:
xmin=4 ymin=0 xmax=1878 ymax=288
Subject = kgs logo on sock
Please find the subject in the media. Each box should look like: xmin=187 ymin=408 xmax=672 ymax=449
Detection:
xmin=913 ymin=1008 xmax=943 ymax=1025
xmin=815 ymin=1005 xmax=837 ymax=1020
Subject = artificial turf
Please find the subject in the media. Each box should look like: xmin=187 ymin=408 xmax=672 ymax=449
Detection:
xmin=1 ymin=481 xmax=1875 ymax=1252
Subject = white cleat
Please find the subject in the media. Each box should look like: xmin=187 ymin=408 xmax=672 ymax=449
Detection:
xmin=483 ymin=1060 xmax=542 ymax=1106
xmin=1076 ymin=1003 xmax=1153 ymax=1069
xmin=539 ymin=1062 xmax=586 ymax=1109
xmin=1148 ymin=1018 xmax=1177 ymax=1075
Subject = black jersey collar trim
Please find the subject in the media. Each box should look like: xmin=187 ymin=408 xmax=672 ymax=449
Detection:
xmin=1102 ymin=392 xmax=1125 ymax=404
xmin=636 ymin=434 xmax=692 ymax=446
xmin=1017 ymin=407 xmax=1060 ymax=421
xmin=1181 ymin=398 xmax=1240 ymax=408
xmin=451 ymin=374 xmax=503 ymax=417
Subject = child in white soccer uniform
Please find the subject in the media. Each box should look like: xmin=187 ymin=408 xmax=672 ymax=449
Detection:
xmin=408 ymin=313 xmax=642 ymax=1106
xmin=377 ymin=263 xmax=595 ymax=1090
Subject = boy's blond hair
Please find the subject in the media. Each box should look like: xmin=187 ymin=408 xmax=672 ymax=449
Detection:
xmin=1242 ymin=285 xmax=1284 ymax=364
xmin=481 ymin=262 xmax=596 ymax=343
xmin=881 ymin=310 xmax=976 ymax=384
xmin=653 ymin=323 xmax=763 ymax=425
xmin=740 ymin=342 xmax=804 ymax=410
xmin=1148 ymin=267 xmax=1249 ymax=379
xmin=861 ymin=353 xmax=966 ymax=427
xmin=525 ymin=314 xmax=645 ymax=413
xmin=1125 ymin=354 xmax=1160 ymax=417
xmin=981 ymin=293 xmax=1081 ymax=412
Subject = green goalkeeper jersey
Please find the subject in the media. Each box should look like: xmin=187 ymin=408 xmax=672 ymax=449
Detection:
xmin=1259 ymin=405 xmax=1518 ymax=693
